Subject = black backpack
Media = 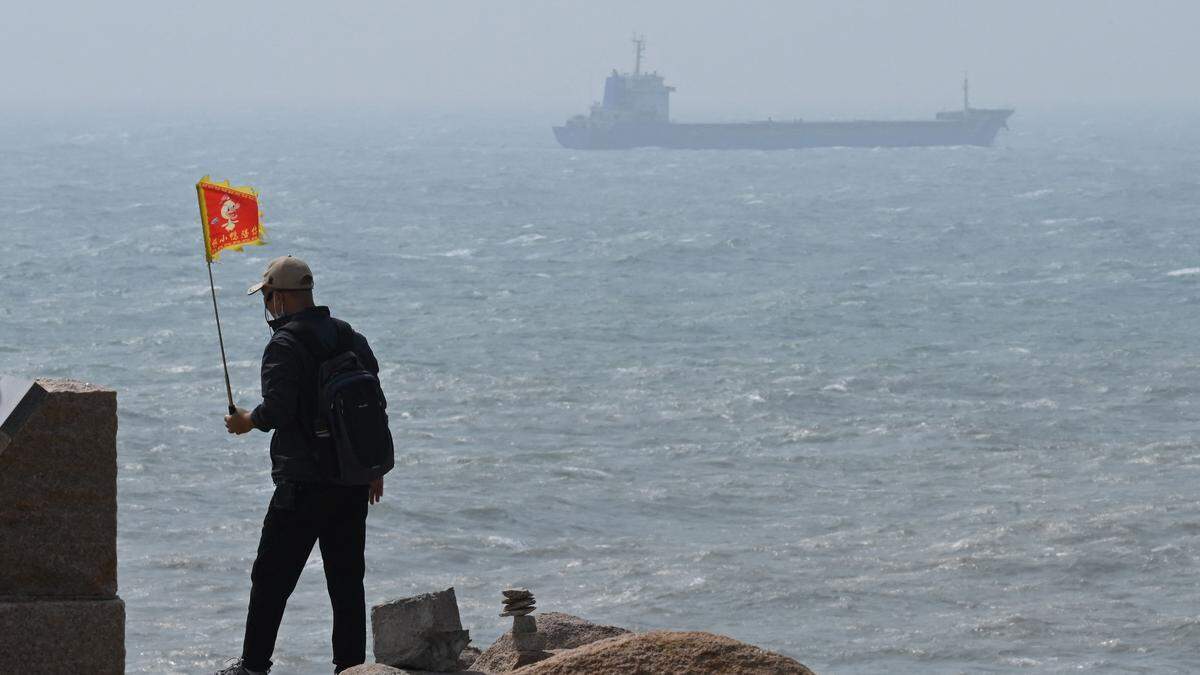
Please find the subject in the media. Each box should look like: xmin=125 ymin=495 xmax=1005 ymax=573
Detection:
xmin=281 ymin=319 xmax=394 ymax=486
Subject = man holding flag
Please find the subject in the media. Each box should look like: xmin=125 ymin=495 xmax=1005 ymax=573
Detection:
xmin=198 ymin=179 xmax=388 ymax=675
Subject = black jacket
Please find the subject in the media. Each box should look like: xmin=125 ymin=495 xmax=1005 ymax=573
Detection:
xmin=250 ymin=306 xmax=380 ymax=484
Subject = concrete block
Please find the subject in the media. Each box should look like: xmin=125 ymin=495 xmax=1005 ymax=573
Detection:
xmin=0 ymin=379 xmax=117 ymax=597
xmin=372 ymin=587 xmax=470 ymax=671
xmin=0 ymin=597 xmax=125 ymax=674
xmin=0 ymin=376 xmax=42 ymax=455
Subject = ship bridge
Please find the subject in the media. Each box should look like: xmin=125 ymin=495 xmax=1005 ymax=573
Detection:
xmin=596 ymin=35 xmax=674 ymax=123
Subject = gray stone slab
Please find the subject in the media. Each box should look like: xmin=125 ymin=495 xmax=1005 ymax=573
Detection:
xmin=513 ymin=631 xmax=546 ymax=652
xmin=503 ymin=597 xmax=536 ymax=612
xmin=0 ymin=597 xmax=125 ymax=674
xmin=0 ymin=379 xmax=118 ymax=597
xmin=511 ymin=614 xmax=537 ymax=634
xmin=372 ymin=587 xmax=470 ymax=671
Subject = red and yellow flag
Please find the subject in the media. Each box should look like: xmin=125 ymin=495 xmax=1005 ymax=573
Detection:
xmin=197 ymin=176 xmax=265 ymax=261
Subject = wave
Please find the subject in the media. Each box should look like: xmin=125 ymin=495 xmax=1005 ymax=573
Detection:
xmin=1015 ymin=188 xmax=1054 ymax=199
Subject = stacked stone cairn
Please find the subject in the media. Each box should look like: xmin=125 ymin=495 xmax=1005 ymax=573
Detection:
xmin=502 ymin=588 xmax=552 ymax=667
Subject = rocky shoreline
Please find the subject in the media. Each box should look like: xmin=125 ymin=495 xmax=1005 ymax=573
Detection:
xmin=0 ymin=379 xmax=813 ymax=674
xmin=348 ymin=588 xmax=814 ymax=675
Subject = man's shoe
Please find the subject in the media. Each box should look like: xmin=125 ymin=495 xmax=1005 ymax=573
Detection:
xmin=214 ymin=657 xmax=268 ymax=675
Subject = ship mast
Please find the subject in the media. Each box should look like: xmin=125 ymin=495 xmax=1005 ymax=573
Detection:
xmin=632 ymin=33 xmax=646 ymax=75
xmin=962 ymin=72 xmax=970 ymax=111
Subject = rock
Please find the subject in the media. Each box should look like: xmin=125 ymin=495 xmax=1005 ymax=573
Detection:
xmin=511 ymin=615 xmax=536 ymax=634
xmin=0 ymin=597 xmax=125 ymax=674
xmin=340 ymin=665 xmax=489 ymax=675
xmin=472 ymin=612 xmax=631 ymax=673
xmin=372 ymin=587 xmax=471 ymax=672
xmin=512 ymin=631 xmax=546 ymax=652
xmin=341 ymin=666 xmax=408 ymax=675
xmin=457 ymin=645 xmax=482 ymax=671
xmin=502 ymin=589 xmax=532 ymax=600
xmin=0 ymin=379 xmax=118 ymax=597
xmin=513 ymin=650 xmax=554 ymax=669
xmin=499 ymin=606 xmax=535 ymax=617
xmin=517 ymin=630 xmax=816 ymax=675
xmin=502 ymin=598 xmax=536 ymax=612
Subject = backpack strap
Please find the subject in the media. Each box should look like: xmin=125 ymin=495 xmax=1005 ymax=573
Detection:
xmin=330 ymin=319 xmax=355 ymax=356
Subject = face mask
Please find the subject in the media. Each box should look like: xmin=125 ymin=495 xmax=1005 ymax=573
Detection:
xmin=263 ymin=292 xmax=283 ymax=328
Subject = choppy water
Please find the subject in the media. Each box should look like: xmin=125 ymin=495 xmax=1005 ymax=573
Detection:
xmin=3 ymin=108 xmax=1200 ymax=673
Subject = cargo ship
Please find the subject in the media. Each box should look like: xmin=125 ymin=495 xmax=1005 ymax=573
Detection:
xmin=553 ymin=37 xmax=1014 ymax=150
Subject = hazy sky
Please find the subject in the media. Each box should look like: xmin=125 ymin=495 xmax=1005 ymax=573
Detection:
xmin=5 ymin=1 xmax=1198 ymax=117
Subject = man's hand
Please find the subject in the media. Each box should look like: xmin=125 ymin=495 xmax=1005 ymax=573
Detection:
xmin=224 ymin=407 xmax=255 ymax=435
xmin=369 ymin=478 xmax=384 ymax=505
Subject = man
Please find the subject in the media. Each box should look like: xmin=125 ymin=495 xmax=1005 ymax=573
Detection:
xmin=217 ymin=255 xmax=384 ymax=675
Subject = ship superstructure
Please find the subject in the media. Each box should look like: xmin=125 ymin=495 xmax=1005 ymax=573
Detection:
xmin=554 ymin=37 xmax=1014 ymax=150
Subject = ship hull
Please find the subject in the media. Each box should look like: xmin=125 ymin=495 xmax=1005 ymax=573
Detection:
xmin=554 ymin=113 xmax=1012 ymax=150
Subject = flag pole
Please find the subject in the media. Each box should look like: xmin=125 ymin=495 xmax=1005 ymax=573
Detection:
xmin=206 ymin=257 xmax=237 ymax=416
xmin=198 ymin=177 xmax=237 ymax=416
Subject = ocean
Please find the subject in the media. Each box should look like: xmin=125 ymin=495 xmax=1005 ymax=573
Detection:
xmin=3 ymin=108 xmax=1200 ymax=673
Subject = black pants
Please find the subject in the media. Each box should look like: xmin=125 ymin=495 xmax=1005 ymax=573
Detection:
xmin=241 ymin=482 xmax=369 ymax=672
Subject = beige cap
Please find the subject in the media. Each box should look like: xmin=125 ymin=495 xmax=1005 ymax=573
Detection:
xmin=247 ymin=255 xmax=314 ymax=295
